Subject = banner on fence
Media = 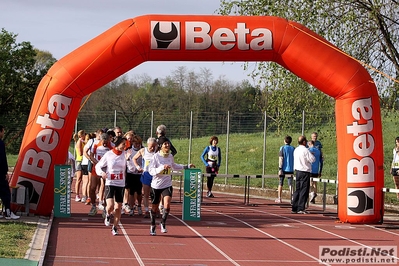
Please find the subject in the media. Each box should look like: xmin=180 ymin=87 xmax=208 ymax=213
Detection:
xmin=54 ymin=165 xmax=71 ymax=217
xmin=182 ymin=168 xmax=202 ymax=221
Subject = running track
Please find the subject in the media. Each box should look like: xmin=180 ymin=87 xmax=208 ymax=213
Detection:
xmin=43 ymin=192 xmax=399 ymax=266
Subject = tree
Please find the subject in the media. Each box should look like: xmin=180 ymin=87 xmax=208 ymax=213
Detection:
xmin=0 ymin=29 xmax=56 ymax=152
xmin=218 ymin=0 xmax=399 ymax=109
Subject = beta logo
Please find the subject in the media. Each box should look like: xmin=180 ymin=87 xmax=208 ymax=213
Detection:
xmin=151 ymin=21 xmax=273 ymax=51
xmin=16 ymin=177 xmax=44 ymax=210
xmin=347 ymin=187 xmax=374 ymax=216
xmin=151 ymin=21 xmax=180 ymax=50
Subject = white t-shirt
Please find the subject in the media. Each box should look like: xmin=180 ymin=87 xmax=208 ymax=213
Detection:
xmin=95 ymin=149 xmax=126 ymax=187
xmin=148 ymin=152 xmax=186 ymax=189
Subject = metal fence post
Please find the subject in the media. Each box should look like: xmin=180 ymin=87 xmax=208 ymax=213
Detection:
xmin=225 ymin=111 xmax=230 ymax=184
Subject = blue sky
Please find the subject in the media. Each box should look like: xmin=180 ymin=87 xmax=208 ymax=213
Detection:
xmin=1 ymin=0 xmax=257 ymax=83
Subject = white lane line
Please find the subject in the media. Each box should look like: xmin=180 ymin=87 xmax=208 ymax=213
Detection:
xmin=170 ymin=214 xmax=240 ymax=266
xmin=365 ymin=224 xmax=399 ymax=237
xmin=232 ymin=205 xmax=399 ymax=262
xmin=119 ymin=222 xmax=145 ymax=266
xmin=205 ymin=209 xmax=330 ymax=266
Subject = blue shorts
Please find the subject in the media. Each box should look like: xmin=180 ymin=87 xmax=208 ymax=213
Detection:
xmin=140 ymin=171 xmax=153 ymax=186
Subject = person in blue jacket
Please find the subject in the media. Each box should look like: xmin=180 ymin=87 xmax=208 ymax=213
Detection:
xmin=275 ymin=135 xmax=295 ymax=203
xmin=201 ymin=136 xmax=221 ymax=198
xmin=308 ymin=140 xmax=323 ymax=203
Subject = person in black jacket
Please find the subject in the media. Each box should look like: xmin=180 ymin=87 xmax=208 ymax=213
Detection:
xmin=0 ymin=125 xmax=19 ymax=219
xmin=156 ymin=125 xmax=177 ymax=156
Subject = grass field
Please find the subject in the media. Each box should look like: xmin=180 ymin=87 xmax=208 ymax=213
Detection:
xmin=0 ymin=221 xmax=36 ymax=259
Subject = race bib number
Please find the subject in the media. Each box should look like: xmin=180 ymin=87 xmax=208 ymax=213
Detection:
xmin=110 ymin=173 xmax=123 ymax=180
xmin=209 ymin=155 xmax=217 ymax=160
xmin=161 ymin=168 xmax=171 ymax=175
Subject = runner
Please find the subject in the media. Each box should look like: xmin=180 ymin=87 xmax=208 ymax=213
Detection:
xmin=125 ymin=134 xmax=144 ymax=216
xmin=148 ymin=136 xmax=194 ymax=235
xmin=133 ymin=137 xmax=158 ymax=218
xmin=95 ymin=136 xmax=127 ymax=236
xmin=88 ymin=133 xmax=113 ymax=216
xmin=73 ymin=130 xmax=85 ymax=202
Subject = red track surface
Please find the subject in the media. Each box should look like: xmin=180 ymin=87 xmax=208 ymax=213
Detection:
xmin=43 ymin=191 xmax=399 ymax=266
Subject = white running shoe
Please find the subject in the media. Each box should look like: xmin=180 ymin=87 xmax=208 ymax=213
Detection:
xmin=5 ymin=210 xmax=20 ymax=220
xmin=275 ymin=198 xmax=282 ymax=203
xmin=104 ymin=214 xmax=111 ymax=226
xmin=97 ymin=203 xmax=104 ymax=211
xmin=75 ymin=195 xmax=81 ymax=202
xmin=160 ymin=223 xmax=167 ymax=233
xmin=150 ymin=225 xmax=156 ymax=236
xmin=111 ymin=226 xmax=118 ymax=236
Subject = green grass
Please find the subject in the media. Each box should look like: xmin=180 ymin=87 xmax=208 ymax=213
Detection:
xmin=0 ymin=222 xmax=37 ymax=259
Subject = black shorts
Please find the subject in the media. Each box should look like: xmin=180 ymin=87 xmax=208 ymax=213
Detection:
xmin=104 ymin=185 xmax=124 ymax=203
xmin=81 ymin=164 xmax=89 ymax=175
xmin=126 ymin=173 xmax=142 ymax=195
xmin=150 ymin=186 xmax=173 ymax=205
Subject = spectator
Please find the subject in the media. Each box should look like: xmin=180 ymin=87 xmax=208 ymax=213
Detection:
xmin=156 ymin=124 xmax=177 ymax=156
xmin=0 ymin=125 xmax=19 ymax=220
xmin=275 ymin=135 xmax=295 ymax=204
xmin=308 ymin=140 xmax=322 ymax=203
xmin=309 ymin=132 xmax=323 ymax=203
xmin=391 ymin=137 xmax=399 ymax=199
xmin=291 ymin=136 xmax=315 ymax=214
xmin=200 ymin=136 xmax=221 ymax=198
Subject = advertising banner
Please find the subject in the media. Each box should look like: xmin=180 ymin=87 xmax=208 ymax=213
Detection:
xmin=182 ymin=169 xmax=202 ymax=221
xmin=54 ymin=165 xmax=71 ymax=217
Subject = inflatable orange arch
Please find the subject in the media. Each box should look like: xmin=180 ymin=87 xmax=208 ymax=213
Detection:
xmin=11 ymin=15 xmax=383 ymax=223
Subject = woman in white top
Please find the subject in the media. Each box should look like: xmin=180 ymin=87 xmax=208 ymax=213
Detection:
xmin=95 ymin=136 xmax=127 ymax=236
xmin=133 ymin=137 xmax=157 ymax=218
xmin=148 ymin=136 xmax=194 ymax=235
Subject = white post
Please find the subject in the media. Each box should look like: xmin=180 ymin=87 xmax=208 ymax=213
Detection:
xmin=262 ymin=110 xmax=267 ymax=188
xmin=114 ymin=110 xmax=117 ymax=128
xmin=225 ymin=111 xmax=230 ymax=184
xmin=151 ymin=111 xmax=154 ymax=137
xmin=188 ymin=111 xmax=193 ymax=164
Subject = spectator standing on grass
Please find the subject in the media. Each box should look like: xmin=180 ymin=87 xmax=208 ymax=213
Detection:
xmin=308 ymin=132 xmax=324 ymax=204
xmin=291 ymin=135 xmax=315 ymax=214
xmin=201 ymin=136 xmax=221 ymax=198
xmin=95 ymin=136 xmax=128 ymax=236
xmin=148 ymin=136 xmax=194 ymax=235
xmin=308 ymin=140 xmax=322 ymax=204
xmin=0 ymin=125 xmax=19 ymax=220
xmin=391 ymin=137 xmax=399 ymax=199
xmin=275 ymin=135 xmax=295 ymax=204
